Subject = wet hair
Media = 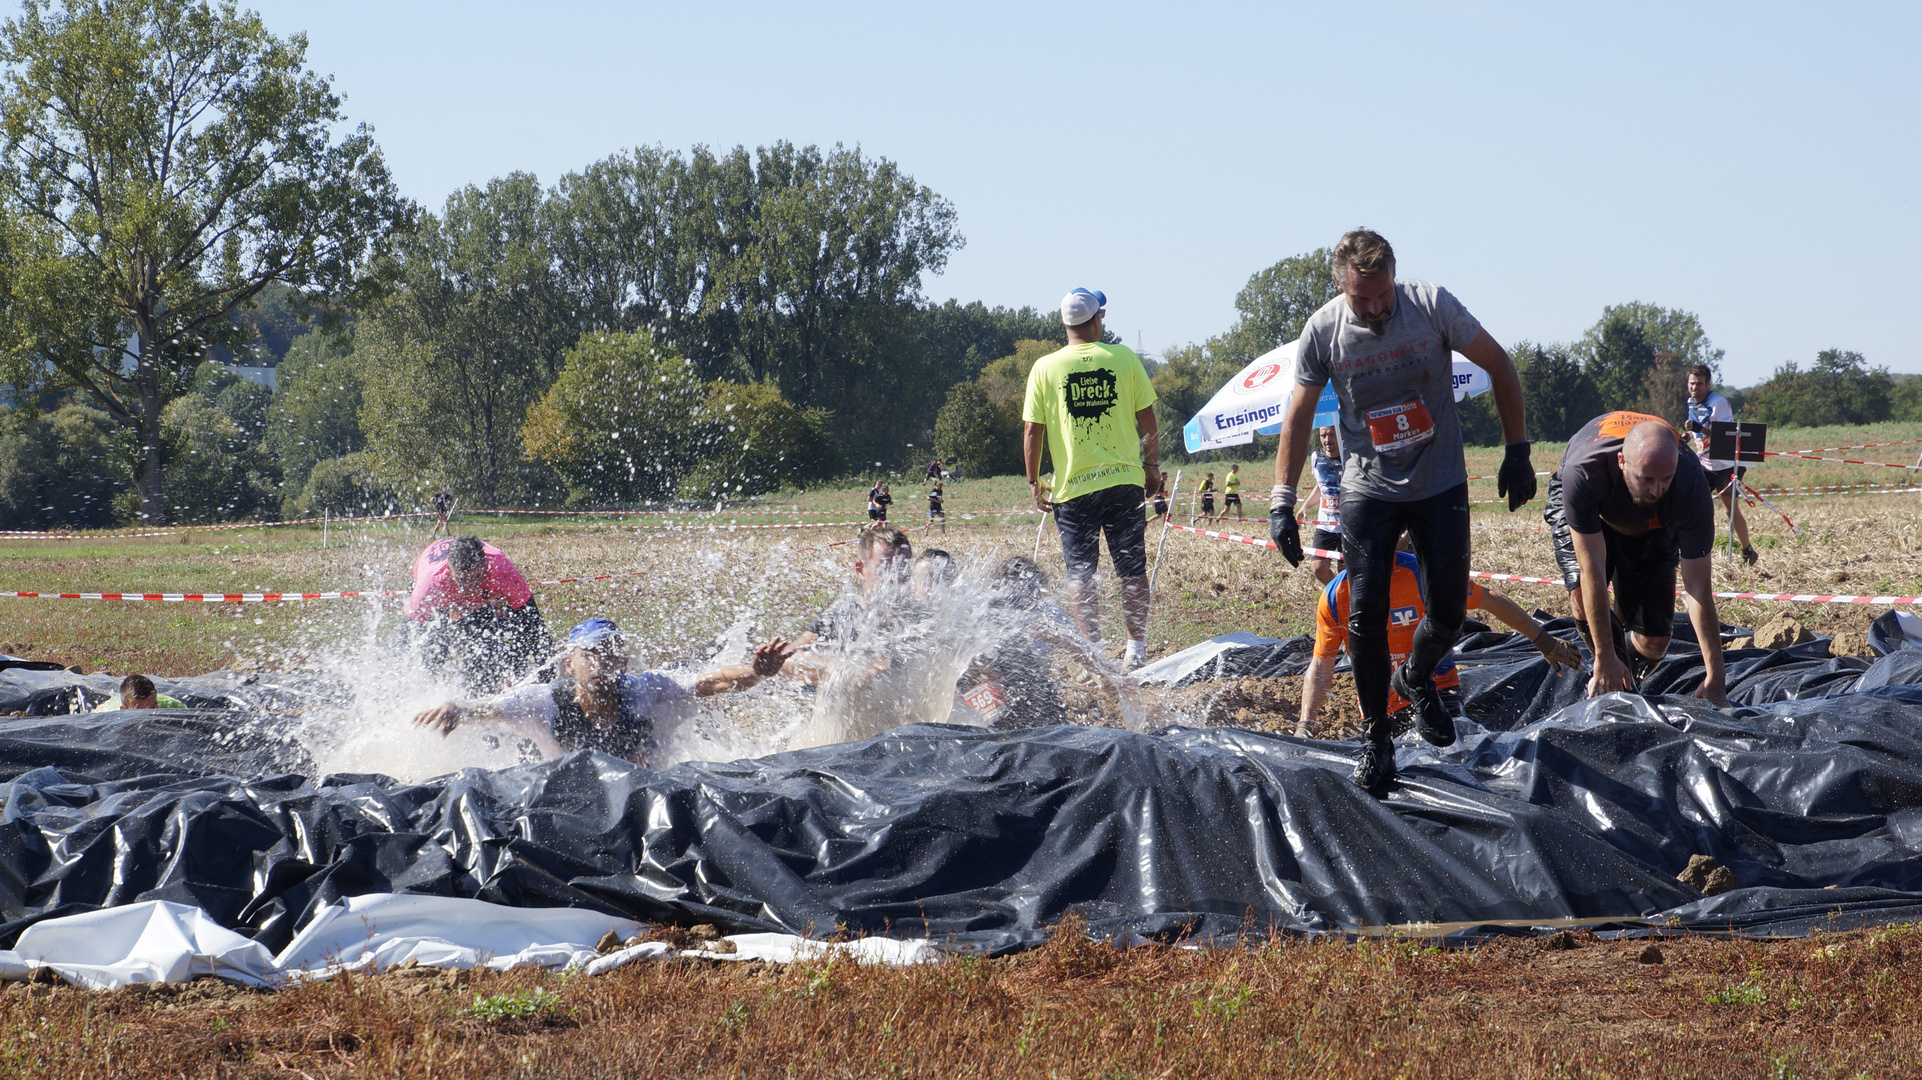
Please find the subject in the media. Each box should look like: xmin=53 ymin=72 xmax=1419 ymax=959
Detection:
xmin=119 ymin=674 xmax=156 ymax=702
xmin=1687 ymin=363 xmax=1713 ymax=382
xmin=447 ymin=535 xmax=487 ymax=572
xmin=994 ymin=555 xmax=1049 ymax=600
xmin=857 ymin=525 xmax=910 ymax=562
xmin=1332 ymin=228 xmax=1395 ymax=284
xmin=912 ymin=549 xmax=957 ymax=588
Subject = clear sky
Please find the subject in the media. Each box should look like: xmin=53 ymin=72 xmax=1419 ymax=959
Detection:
xmin=106 ymin=2 xmax=1922 ymax=383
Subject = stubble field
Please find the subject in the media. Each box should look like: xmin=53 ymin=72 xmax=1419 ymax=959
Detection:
xmin=0 ymin=430 xmax=1920 ymax=1076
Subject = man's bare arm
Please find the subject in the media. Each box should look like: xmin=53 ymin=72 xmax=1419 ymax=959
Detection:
xmin=1474 ymin=587 xmax=1582 ymax=672
xmin=1678 ymin=556 xmax=1729 ymax=706
xmin=1134 ymin=406 xmax=1161 ymax=496
xmin=1572 ymin=530 xmax=1630 ymax=695
xmin=1023 ymin=421 xmax=1051 ymax=511
xmin=1272 ymin=383 xmax=1323 ymax=493
xmin=1459 ymin=330 xmax=1527 ymax=446
xmin=1298 ymin=653 xmax=1336 ymax=737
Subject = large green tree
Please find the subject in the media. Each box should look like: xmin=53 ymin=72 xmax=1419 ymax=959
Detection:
xmin=358 ymin=174 xmax=572 ymax=506
xmin=1577 ymin=303 xmax=1722 ymax=413
xmin=263 ymin=328 xmax=358 ymax=504
xmin=1211 ymin=248 xmax=1338 ymax=367
xmin=1744 ymin=349 xmax=1895 ymax=428
xmin=519 ymin=330 xmax=706 ymax=504
xmin=0 ymin=0 xmax=408 ymax=521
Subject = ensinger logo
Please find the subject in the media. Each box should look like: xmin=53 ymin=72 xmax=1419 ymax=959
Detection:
xmin=1451 ymin=370 xmax=1475 ymax=390
xmin=1212 ymin=402 xmax=1282 ymax=432
xmin=1389 ymin=605 xmax=1420 ymax=628
xmin=1233 ymin=362 xmax=1283 ymax=396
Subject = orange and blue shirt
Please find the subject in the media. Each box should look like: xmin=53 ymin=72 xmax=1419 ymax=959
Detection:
xmin=1314 ymin=551 xmax=1482 ymax=712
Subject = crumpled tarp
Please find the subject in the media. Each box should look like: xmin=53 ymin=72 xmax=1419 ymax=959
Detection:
xmin=0 ymin=666 xmax=343 ymax=717
xmin=4 ymin=673 xmax=1922 ymax=957
xmin=0 ymin=893 xmax=936 ymax=988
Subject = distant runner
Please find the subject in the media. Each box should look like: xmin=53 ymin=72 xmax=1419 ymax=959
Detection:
xmin=1195 ymin=473 xmax=1217 ymax=525
xmin=412 ymin=617 xmax=793 ymax=766
xmin=874 ymin=483 xmax=892 ymax=523
xmin=1299 ymin=543 xmax=1581 ymax=737
xmin=1297 ymin=426 xmax=1345 ymax=584
xmin=1222 ymin=466 xmax=1243 ymax=520
xmin=1269 ymin=229 xmax=1534 ymax=794
xmin=1683 ymin=364 xmax=1756 ymax=565
xmin=404 ymin=536 xmax=552 ymax=693
xmin=927 ymin=479 xmax=946 ymax=533
xmin=1544 ymin=412 xmax=1727 ymax=705
xmin=1022 ymin=287 xmax=1161 ymax=670
xmin=431 ymin=486 xmax=454 ymax=537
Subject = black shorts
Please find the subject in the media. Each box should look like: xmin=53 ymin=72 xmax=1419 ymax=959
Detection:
xmin=1200 ymin=495 xmax=1216 ymax=513
xmin=1054 ymin=484 xmax=1148 ymax=580
xmin=868 ymin=507 xmax=882 ymax=520
xmin=1224 ymin=493 xmax=1243 ymax=513
xmin=1545 ymin=474 xmax=1679 ymax=637
xmin=928 ymin=501 xmax=943 ymax=517
xmin=1705 ymin=466 xmax=1747 ymax=495
xmin=1310 ymin=528 xmax=1343 ymax=559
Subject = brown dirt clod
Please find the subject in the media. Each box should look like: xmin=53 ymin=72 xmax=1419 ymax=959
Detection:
xmin=1753 ymin=614 xmax=1812 ymax=651
xmin=596 ymin=930 xmax=623 ymax=954
xmin=1636 ymin=945 xmax=1665 ymax=965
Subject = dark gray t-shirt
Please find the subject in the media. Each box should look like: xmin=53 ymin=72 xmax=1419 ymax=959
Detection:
xmin=1294 ymin=280 xmax=1485 ymax=502
xmin=1557 ymin=412 xmax=1716 ymax=560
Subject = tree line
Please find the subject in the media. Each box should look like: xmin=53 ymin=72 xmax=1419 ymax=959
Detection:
xmin=0 ymin=1 xmax=1915 ymax=532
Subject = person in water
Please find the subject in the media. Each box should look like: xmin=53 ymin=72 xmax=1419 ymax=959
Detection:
xmin=412 ymin=617 xmax=795 ymax=766
xmin=782 ymin=525 xmax=916 ymax=684
xmin=404 ymin=535 xmax=552 ymax=692
xmin=953 ymin=555 xmax=1136 ymax=730
xmin=91 ymin=674 xmax=184 ymax=711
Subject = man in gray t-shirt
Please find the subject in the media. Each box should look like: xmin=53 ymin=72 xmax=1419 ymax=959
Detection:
xmin=1267 ymin=229 xmax=1536 ymax=795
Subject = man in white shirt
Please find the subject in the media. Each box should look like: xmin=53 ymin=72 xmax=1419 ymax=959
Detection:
xmin=1683 ymin=364 xmax=1756 ymax=565
xmin=411 ymin=617 xmax=793 ymax=766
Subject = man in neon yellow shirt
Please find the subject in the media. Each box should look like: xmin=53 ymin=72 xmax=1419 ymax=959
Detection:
xmin=1022 ymin=288 xmax=1160 ymax=669
xmin=1223 ymin=466 xmax=1243 ymax=520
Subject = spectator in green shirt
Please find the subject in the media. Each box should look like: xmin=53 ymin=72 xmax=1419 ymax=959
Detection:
xmin=1021 ymin=288 xmax=1160 ymax=670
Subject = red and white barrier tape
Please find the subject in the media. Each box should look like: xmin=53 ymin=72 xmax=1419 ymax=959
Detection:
xmin=1169 ymin=522 xmax=1922 ymax=606
xmin=1775 ymin=437 xmax=1922 ymax=456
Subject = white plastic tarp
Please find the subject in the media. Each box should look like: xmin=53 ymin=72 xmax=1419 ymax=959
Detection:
xmin=1128 ymin=631 xmax=1285 ymax=686
xmin=1182 ymin=341 xmax=1492 ymax=453
xmin=0 ymin=894 xmax=937 ymax=989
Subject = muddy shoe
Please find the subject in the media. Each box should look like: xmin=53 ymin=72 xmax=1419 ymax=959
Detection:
xmin=1350 ymin=737 xmax=1397 ymax=795
xmin=1392 ymin=665 xmax=1456 ymax=747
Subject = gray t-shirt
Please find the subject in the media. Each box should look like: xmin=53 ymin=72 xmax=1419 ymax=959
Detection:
xmin=1294 ymin=280 xmax=1485 ymax=502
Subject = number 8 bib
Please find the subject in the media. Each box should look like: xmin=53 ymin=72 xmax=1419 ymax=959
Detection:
xmin=1365 ymin=400 xmax=1436 ymax=453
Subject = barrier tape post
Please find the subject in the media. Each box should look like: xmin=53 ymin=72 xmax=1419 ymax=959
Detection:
xmin=1149 ymin=469 xmax=1181 ymax=602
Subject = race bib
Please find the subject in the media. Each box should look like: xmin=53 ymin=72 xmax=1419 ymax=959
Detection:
xmin=1318 ymin=491 xmax=1339 ymax=525
xmin=962 ymin=680 xmax=1008 ymax=721
xmin=1365 ymin=400 xmax=1436 ymax=454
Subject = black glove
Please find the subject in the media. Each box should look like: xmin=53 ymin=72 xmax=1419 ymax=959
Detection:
xmin=1497 ymin=441 xmax=1536 ymax=512
xmin=1268 ymin=487 xmax=1303 ymax=566
xmin=1683 ymin=419 xmax=1703 ymax=434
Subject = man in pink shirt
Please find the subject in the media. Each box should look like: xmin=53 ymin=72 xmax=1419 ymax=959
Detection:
xmin=405 ymin=535 xmax=552 ymax=691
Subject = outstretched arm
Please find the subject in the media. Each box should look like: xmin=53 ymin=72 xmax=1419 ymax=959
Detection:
xmin=1473 ymin=587 xmax=1582 ymax=673
xmin=694 ymin=637 xmax=797 ymax=696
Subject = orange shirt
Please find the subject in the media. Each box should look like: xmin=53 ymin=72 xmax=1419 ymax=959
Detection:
xmin=1314 ymin=551 xmax=1477 ymax=711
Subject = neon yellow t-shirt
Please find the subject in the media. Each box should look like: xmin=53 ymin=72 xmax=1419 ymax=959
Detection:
xmin=1224 ymin=469 xmax=1240 ymax=496
xmin=1021 ymin=342 xmax=1158 ymax=504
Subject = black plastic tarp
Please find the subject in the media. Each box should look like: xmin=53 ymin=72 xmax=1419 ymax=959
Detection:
xmin=3 ymin=676 xmax=1922 ymax=951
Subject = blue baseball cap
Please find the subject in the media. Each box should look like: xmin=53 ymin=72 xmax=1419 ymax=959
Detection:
xmin=1060 ymin=288 xmax=1106 ymax=326
xmin=567 ymin=617 xmax=624 ymax=649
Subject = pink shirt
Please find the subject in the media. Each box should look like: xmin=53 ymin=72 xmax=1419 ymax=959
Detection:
xmin=404 ymin=539 xmax=534 ymax=623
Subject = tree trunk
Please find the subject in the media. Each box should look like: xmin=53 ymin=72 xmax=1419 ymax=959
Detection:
xmin=134 ymin=327 xmax=168 ymax=525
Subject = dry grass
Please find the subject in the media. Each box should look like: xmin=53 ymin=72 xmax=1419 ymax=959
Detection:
xmin=1 ymin=920 xmax=1919 ymax=1077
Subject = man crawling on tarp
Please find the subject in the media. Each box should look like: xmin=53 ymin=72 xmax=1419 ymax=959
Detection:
xmin=410 ymin=617 xmax=795 ymax=766
xmin=403 ymin=535 xmax=552 ymax=693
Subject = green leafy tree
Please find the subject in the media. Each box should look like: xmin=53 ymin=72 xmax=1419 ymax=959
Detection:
xmin=0 ymin=402 xmax=127 ymax=527
xmin=359 ymin=174 xmax=572 ymax=506
xmin=519 ymin=330 xmax=705 ymax=503
xmin=289 ymin=450 xmax=393 ymax=517
xmin=1514 ymin=341 xmax=1602 ymax=442
xmin=1577 ymin=303 xmax=1723 ymax=412
xmin=159 ymin=394 xmax=276 ymax=522
xmin=1212 ymin=248 xmax=1338 ymax=366
xmin=0 ymin=0 xmax=409 ymax=522
xmin=680 ymin=381 xmax=841 ymax=499
xmin=1744 ymin=349 xmax=1894 ymax=428
xmin=264 ymin=330 xmax=359 ymax=505
xmin=932 ymin=379 xmax=1019 ymax=479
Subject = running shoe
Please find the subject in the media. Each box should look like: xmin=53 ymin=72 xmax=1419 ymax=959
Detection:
xmin=1392 ymin=665 xmax=1457 ymax=747
xmin=1350 ymin=736 xmax=1396 ymax=795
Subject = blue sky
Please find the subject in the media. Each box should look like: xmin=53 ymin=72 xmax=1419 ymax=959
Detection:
xmin=119 ymin=2 xmax=1922 ymax=383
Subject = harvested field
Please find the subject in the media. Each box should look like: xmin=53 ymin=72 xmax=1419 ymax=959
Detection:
xmin=3 ymin=920 xmax=1920 ymax=1077
xmin=2 ymin=453 xmax=1921 ymax=1076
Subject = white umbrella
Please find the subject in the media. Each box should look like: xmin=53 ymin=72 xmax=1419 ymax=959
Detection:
xmin=1182 ymin=342 xmax=1491 ymax=453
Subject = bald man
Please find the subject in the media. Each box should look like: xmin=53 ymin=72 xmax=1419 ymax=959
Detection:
xmin=1544 ymin=412 xmax=1727 ymax=705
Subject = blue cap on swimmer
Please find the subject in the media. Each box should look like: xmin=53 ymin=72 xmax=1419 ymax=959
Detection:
xmin=567 ymin=617 xmax=623 ymax=649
